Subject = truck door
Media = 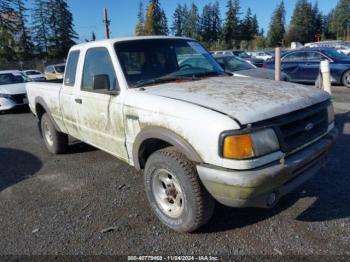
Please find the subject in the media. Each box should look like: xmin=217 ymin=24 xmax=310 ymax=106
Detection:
xmin=75 ymin=47 xmax=128 ymax=161
xmin=60 ymin=50 xmax=81 ymax=139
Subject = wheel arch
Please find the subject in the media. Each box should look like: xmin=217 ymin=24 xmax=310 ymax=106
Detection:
xmin=132 ymin=126 xmax=203 ymax=170
xmin=34 ymin=97 xmax=62 ymax=132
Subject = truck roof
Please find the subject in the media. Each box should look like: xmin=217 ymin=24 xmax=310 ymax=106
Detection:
xmin=71 ymin=36 xmax=193 ymax=49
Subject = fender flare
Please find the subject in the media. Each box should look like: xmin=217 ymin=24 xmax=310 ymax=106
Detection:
xmin=132 ymin=126 xmax=203 ymax=170
xmin=34 ymin=97 xmax=62 ymax=132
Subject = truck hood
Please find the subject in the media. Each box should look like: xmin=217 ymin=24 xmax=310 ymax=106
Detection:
xmin=0 ymin=83 xmax=27 ymax=95
xmin=142 ymin=77 xmax=329 ymax=125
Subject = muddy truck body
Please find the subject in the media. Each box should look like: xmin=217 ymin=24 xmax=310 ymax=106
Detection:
xmin=26 ymin=37 xmax=338 ymax=232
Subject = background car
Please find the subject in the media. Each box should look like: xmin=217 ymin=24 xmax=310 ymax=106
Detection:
xmin=44 ymin=63 xmax=65 ymax=80
xmin=263 ymin=48 xmax=350 ymax=88
xmin=22 ymin=70 xmax=46 ymax=81
xmin=0 ymin=70 xmax=29 ymax=112
xmin=214 ymin=54 xmax=289 ymax=81
xmin=248 ymin=51 xmax=273 ymax=61
xmin=231 ymin=51 xmax=265 ymax=67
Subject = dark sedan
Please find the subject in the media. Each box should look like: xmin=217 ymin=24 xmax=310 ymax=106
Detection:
xmin=263 ymin=48 xmax=350 ymax=87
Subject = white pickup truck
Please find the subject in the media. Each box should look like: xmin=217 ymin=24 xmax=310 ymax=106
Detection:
xmin=26 ymin=36 xmax=337 ymax=232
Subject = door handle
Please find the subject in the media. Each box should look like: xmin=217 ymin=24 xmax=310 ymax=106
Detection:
xmin=75 ymin=98 xmax=82 ymax=104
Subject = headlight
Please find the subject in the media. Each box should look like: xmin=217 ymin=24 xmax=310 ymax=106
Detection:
xmin=221 ymin=128 xmax=280 ymax=160
xmin=0 ymin=93 xmax=12 ymax=99
xmin=327 ymin=104 xmax=334 ymax=124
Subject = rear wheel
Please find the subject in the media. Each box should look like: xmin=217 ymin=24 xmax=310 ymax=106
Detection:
xmin=40 ymin=113 xmax=68 ymax=154
xmin=144 ymin=147 xmax=215 ymax=233
xmin=342 ymin=70 xmax=350 ymax=88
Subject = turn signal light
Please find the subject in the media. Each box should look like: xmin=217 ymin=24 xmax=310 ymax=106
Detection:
xmin=223 ymin=134 xmax=254 ymax=160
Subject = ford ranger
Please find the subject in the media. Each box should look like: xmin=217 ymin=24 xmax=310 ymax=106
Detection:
xmin=26 ymin=36 xmax=337 ymax=232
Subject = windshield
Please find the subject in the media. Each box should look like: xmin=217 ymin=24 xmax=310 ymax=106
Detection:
xmin=114 ymin=39 xmax=224 ymax=88
xmin=0 ymin=73 xmax=26 ymax=85
xmin=234 ymin=52 xmax=250 ymax=58
xmin=55 ymin=65 xmax=65 ymax=73
xmin=323 ymin=49 xmax=349 ymax=60
xmin=218 ymin=56 xmax=255 ymax=71
xmin=25 ymin=70 xmax=41 ymax=75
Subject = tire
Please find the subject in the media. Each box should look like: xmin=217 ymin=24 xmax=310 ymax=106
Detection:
xmin=342 ymin=70 xmax=350 ymax=88
xmin=144 ymin=147 xmax=215 ymax=233
xmin=40 ymin=113 xmax=68 ymax=154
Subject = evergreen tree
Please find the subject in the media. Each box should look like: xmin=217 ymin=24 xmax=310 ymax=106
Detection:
xmin=0 ymin=0 xmax=17 ymax=61
xmin=287 ymin=0 xmax=314 ymax=43
xmin=171 ymin=3 xmax=186 ymax=36
xmin=135 ymin=1 xmax=145 ymax=36
xmin=32 ymin=0 xmax=50 ymax=57
xmin=241 ymin=8 xmax=257 ymax=42
xmin=222 ymin=0 xmax=241 ymax=49
xmin=312 ymin=2 xmax=323 ymax=36
xmin=47 ymin=0 xmax=77 ymax=58
xmin=144 ymin=0 xmax=168 ymax=35
xmin=200 ymin=2 xmax=221 ymax=45
xmin=210 ymin=1 xmax=222 ymax=43
xmin=329 ymin=0 xmax=350 ymax=39
xmin=13 ymin=0 xmax=33 ymax=60
xmin=267 ymin=1 xmax=286 ymax=47
xmin=183 ymin=3 xmax=200 ymax=39
xmin=199 ymin=4 xmax=212 ymax=43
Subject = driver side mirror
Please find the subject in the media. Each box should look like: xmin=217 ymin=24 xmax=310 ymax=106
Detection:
xmin=93 ymin=74 xmax=110 ymax=90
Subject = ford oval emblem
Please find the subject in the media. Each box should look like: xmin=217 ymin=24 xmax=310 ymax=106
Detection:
xmin=305 ymin=123 xmax=314 ymax=131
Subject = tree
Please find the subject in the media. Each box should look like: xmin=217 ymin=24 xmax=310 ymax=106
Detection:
xmin=222 ymin=0 xmax=241 ymax=49
xmin=286 ymin=0 xmax=314 ymax=44
xmin=329 ymin=0 xmax=350 ymax=40
xmin=240 ymin=8 xmax=258 ymax=49
xmin=171 ymin=4 xmax=186 ymax=36
xmin=144 ymin=0 xmax=168 ymax=35
xmin=199 ymin=1 xmax=221 ymax=46
xmin=183 ymin=3 xmax=200 ymax=39
xmin=12 ymin=0 xmax=33 ymax=60
xmin=267 ymin=1 xmax=286 ymax=47
xmin=0 ymin=0 xmax=17 ymax=61
xmin=32 ymin=0 xmax=50 ymax=57
xmin=135 ymin=1 xmax=145 ymax=36
xmin=47 ymin=0 xmax=78 ymax=58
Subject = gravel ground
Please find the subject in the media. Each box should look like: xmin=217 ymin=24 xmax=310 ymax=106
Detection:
xmin=0 ymin=86 xmax=349 ymax=256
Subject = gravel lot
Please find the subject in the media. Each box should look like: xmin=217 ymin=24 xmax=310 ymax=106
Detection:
xmin=0 ymin=85 xmax=349 ymax=256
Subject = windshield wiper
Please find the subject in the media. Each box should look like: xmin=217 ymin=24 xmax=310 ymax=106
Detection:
xmin=133 ymin=76 xmax=197 ymax=88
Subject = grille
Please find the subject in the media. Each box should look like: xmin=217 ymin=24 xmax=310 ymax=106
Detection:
xmin=10 ymin=94 xmax=27 ymax=104
xmin=251 ymin=101 xmax=329 ymax=153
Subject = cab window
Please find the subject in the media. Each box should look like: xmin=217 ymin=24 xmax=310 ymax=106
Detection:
xmin=64 ymin=51 xmax=80 ymax=86
xmin=81 ymin=47 xmax=119 ymax=91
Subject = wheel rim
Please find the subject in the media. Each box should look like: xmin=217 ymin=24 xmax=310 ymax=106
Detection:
xmin=345 ymin=72 xmax=350 ymax=87
xmin=151 ymin=169 xmax=184 ymax=218
xmin=43 ymin=121 xmax=53 ymax=146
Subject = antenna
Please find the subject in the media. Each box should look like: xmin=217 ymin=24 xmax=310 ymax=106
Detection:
xmin=103 ymin=8 xmax=111 ymax=39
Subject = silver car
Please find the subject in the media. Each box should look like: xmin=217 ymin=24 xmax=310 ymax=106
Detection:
xmin=214 ymin=54 xmax=289 ymax=81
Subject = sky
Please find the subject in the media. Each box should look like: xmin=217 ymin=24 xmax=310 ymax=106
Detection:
xmin=28 ymin=0 xmax=338 ymax=42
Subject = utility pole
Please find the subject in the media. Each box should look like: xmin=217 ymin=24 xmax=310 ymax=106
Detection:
xmin=103 ymin=8 xmax=111 ymax=39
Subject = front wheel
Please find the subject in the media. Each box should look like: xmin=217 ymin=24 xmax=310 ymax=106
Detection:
xmin=342 ymin=70 xmax=350 ymax=88
xmin=144 ymin=147 xmax=215 ymax=233
xmin=40 ymin=113 xmax=68 ymax=154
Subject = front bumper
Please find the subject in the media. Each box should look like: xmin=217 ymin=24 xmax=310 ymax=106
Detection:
xmin=0 ymin=97 xmax=28 ymax=111
xmin=197 ymin=128 xmax=338 ymax=208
